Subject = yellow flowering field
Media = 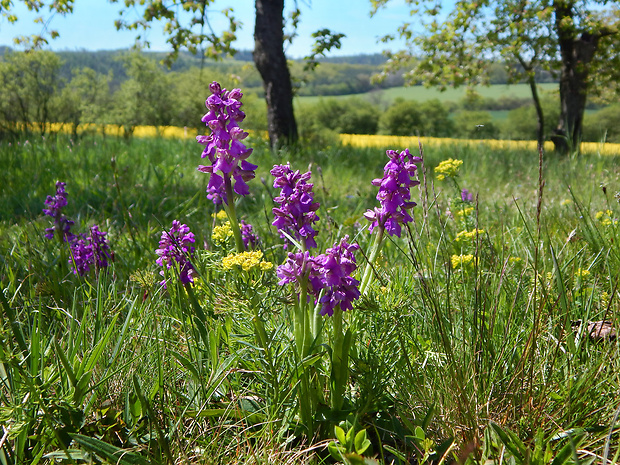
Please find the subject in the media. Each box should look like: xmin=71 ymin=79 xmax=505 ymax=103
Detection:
xmin=340 ymin=133 xmax=620 ymax=155
xmin=46 ymin=123 xmax=620 ymax=155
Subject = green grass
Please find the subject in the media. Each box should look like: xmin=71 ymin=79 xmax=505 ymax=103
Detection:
xmin=2 ymin=133 xmax=620 ymax=464
xmin=296 ymin=83 xmax=559 ymax=106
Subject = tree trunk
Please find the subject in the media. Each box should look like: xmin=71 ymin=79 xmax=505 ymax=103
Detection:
xmin=254 ymin=0 xmax=298 ymax=148
xmin=551 ymin=2 xmax=599 ymax=154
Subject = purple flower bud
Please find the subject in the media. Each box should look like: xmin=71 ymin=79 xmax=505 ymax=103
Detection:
xmin=271 ymin=163 xmax=320 ymax=249
xmin=315 ymin=236 xmax=361 ymax=316
xmin=365 ymin=149 xmax=422 ymax=238
xmin=156 ymin=220 xmax=196 ymax=287
xmin=240 ymin=220 xmax=260 ymax=249
xmin=69 ymin=225 xmax=113 ymax=276
xmin=43 ymin=181 xmax=75 ymax=242
xmin=197 ymin=81 xmax=255 ymax=205
xmin=461 ymin=189 xmax=473 ymax=202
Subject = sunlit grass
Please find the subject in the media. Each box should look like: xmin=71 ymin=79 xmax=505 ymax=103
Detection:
xmin=3 ymin=131 xmax=620 ymax=463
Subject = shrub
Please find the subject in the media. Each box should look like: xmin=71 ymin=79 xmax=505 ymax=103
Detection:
xmin=417 ymin=99 xmax=455 ymax=137
xmin=583 ymin=104 xmax=620 ymax=143
xmin=378 ymin=98 xmax=424 ymax=136
xmin=453 ymin=110 xmax=499 ymax=139
xmin=501 ymin=95 xmax=560 ymax=141
xmin=378 ymin=98 xmax=454 ymax=137
xmin=297 ymin=98 xmax=380 ymax=136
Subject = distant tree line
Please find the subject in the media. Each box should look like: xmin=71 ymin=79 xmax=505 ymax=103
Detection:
xmin=3 ymin=48 xmax=615 ymax=144
xmin=298 ymin=94 xmax=620 ymax=144
xmin=0 ymin=50 xmax=269 ymax=139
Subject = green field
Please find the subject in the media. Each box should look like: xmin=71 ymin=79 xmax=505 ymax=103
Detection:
xmin=3 ymin=133 xmax=620 ymax=463
xmin=296 ymin=82 xmax=558 ymax=106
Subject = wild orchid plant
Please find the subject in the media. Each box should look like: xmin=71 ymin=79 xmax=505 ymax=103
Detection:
xmin=361 ymin=148 xmax=423 ymax=294
xmin=271 ymin=163 xmax=362 ymax=424
xmin=196 ymin=81 xmax=257 ymax=253
xmin=43 ymin=181 xmax=113 ymax=276
xmin=150 ymin=81 xmax=423 ymax=437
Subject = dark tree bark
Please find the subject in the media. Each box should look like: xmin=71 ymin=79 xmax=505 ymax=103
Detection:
xmin=517 ymin=55 xmax=545 ymax=152
xmin=551 ymin=1 xmax=601 ymax=154
xmin=254 ymin=0 xmax=298 ymax=148
xmin=529 ymin=74 xmax=545 ymax=152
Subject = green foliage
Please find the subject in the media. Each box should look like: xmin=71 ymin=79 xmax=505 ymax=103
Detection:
xmin=378 ymin=99 xmax=423 ymax=136
xmin=502 ymin=94 xmax=561 ymax=141
xmin=57 ymin=67 xmax=113 ymax=135
xmin=110 ymin=0 xmax=239 ymax=64
xmin=0 ymin=50 xmax=63 ymax=136
xmin=110 ymin=52 xmax=173 ymax=135
xmin=377 ymin=98 xmax=454 ymax=137
xmin=453 ymin=110 xmax=499 ymax=139
xmin=371 ymin=0 xmax=620 ymax=152
xmin=3 ymin=133 xmax=620 ymax=464
xmin=583 ymin=104 xmax=620 ymax=143
xmin=298 ymin=97 xmax=380 ymax=136
xmin=0 ymin=0 xmax=74 ymax=48
xmin=328 ymin=423 xmax=373 ymax=464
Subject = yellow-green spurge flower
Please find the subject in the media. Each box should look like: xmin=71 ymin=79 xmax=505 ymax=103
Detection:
xmin=451 ymin=254 xmax=477 ymax=269
xmin=222 ymin=250 xmax=273 ymax=272
xmin=435 ymin=158 xmax=463 ymax=181
xmin=212 ymin=222 xmax=233 ymax=243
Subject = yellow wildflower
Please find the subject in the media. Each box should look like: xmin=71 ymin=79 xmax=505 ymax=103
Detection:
xmin=560 ymin=199 xmax=572 ymax=206
xmin=454 ymin=228 xmax=485 ymax=243
xmin=600 ymin=291 xmax=610 ymax=309
xmin=508 ymin=257 xmax=522 ymax=264
xmin=454 ymin=206 xmax=474 ymax=220
xmin=222 ymin=251 xmax=273 ymax=272
xmin=214 ymin=210 xmax=229 ymax=221
xmin=213 ymin=222 xmax=233 ymax=243
xmin=595 ymin=210 xmax=615 ymax=226
xmin=575 ymin=268 xmax=590 ymax=279
xmin=451 ymin=254 xmax=475 ymax=269
xmin=434 ymin=158 xmax=463 ymax=181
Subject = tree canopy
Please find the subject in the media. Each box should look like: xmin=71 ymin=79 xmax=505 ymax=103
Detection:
xmin=371 ymin=0 xmax=620 ymax=153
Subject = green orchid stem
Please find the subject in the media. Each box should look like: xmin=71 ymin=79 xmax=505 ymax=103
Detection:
xmin=223 ymin=174 xmax=245 ymax=253
xmin=291 ymin=255 xmax=320 ymax=437
xmin=293 ymin=292 xmax=315 ymax=437
xmin=184 ymin=282 xmax=208 ymax=322
xmin=330 ymin=307 xmax=346 ymax=411
xmin=360 ymin=224 xmax=386 ymax=295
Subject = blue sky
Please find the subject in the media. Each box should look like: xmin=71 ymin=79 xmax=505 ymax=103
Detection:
xmin=0 ymin=0 xmax=418 ymax=57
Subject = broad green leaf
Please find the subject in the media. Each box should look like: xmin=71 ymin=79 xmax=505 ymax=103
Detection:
xmin=71 ymin=434 xmax=150 ymax=465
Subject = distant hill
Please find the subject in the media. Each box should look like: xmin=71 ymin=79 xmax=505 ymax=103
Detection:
xmin=0 ymin=46 xmax=556 ymax=99
xmin=0 ymin=47 xmax=396 ymax=96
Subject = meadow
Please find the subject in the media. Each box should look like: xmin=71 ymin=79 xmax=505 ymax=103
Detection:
xmin=2 ymin=124 xmax=620 ymax=464
xmin=296 ymin=83 xmax=559 ymax=106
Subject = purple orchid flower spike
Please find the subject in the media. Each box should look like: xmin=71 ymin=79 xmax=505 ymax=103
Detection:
xmin=271 ymin=163 xmax=320 ymax=249
xmin=196 ymin=81 xmax=257 ymax=205
xmin=156 ymin=220 xmax=197 ymax=287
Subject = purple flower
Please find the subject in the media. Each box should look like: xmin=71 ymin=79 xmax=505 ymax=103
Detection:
xmin=461 ymin=189 xmax=473 ymax=202
xmin=276 ymin=236 xmax=361 ymax=317
xmin=315 ymin=236 xmax=361 ymax=316
xmin=240 ymin=219 xmax=259 ymax=249
xmin=364 ymin=149 xmax=422 ymax=238
xmin=276 ymin=251 xmax=324 ymax=299
xmin=196 ymin=82 xmax=256 ymax=205
xmin=69 ymin=225 xmax=113 ymax=276
xmin=89 ymin=225 xmax=113 ymax=269
xmin=271 ymin=163 xmax=320 ymax=249
xmin=156 ymin=220 xmax=196 ymax=286
xmin=43 ymin=181 xmax=75 ymax=242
